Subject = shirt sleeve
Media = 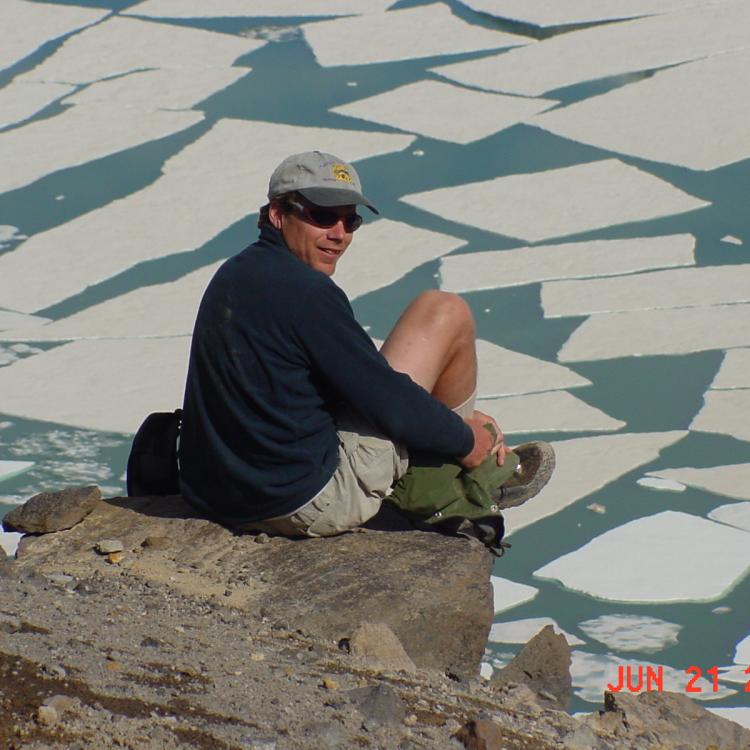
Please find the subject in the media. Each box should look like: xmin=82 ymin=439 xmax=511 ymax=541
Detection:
xmin=292 ymin=277 xmax=474 ymax=459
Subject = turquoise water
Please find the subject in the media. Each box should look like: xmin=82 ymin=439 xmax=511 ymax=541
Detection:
xmin=1 ymin=0 xmax=749 ymax=714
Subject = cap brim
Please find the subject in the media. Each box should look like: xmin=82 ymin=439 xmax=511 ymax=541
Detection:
xmin=298 ymin=187 xmax=379 ymax=214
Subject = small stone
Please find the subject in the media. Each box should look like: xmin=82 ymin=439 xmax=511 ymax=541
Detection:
xmin=347 ymin=684 xmax=405 ymax=727
xmin=47 ymin=664 xmax=67 ymax=679
xmin=404 ymin=714 xmax=418 ymax=726
xmin=254 ymin=533 xmax=271 ymax=544
xmin=321 ymin=677 xmax=339 ymax=690
xmin=43 ymin=695 xmax=77 ymax=713
xmin=36 ymin=705 xmax=59 ymax=726
xmin=45 ymin=573 xmax=75 ymax=586
xmin=712 ymin=606 xmax=732 ymax=615
xmin=586 ymin=503 xmax=606 ymax=514
xmin=3 ymin=486 xmax=101 ymax=534
xmin=96 ymin=539 xmax=124 ymax=554
xmin=349 ymin=622 xmax=417 ymax=674
xmin=224 ymin=589 xmax=233 ymax=597
xmin=250 ymin=653 xmax=265 ymax=662
xmin=454 ymin=718 xmax=504 ymax=749
xmin=141 ymin=536 xmax=170 ymax=550
xmin=106 ymin=552 xmax=124 ymax=565
xmin=283 ymin=666 xmax=295 ymax=677
xmin=105 ymin=660 xmax=123 ymax=672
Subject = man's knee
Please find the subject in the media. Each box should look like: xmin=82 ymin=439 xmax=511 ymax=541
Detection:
xmin=412 ymin=290 xmax=475 ymax=336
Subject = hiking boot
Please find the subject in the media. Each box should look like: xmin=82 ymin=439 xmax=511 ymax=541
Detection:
xmin=492 ymin=441 xmax=555 ymax=510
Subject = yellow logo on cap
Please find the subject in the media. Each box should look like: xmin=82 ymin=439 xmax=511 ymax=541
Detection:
xmin=332 ymin=163 xmax=353 ymax=183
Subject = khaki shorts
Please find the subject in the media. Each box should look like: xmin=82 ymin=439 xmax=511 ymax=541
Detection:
xmin=242 ymin=390 xmax=476 ymax=538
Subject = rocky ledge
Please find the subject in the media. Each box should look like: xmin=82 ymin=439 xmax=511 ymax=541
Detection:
xmin=1 ymin=486 xmax=749 ymax=750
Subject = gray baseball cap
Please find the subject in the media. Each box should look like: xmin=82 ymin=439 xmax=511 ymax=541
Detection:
xmin=267 ymin=151 xmax=378 ymax=214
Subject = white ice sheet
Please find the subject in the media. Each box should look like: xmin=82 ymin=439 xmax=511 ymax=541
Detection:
xmin=736 ymin=634 xmax=750 ymax=664
xmin=0 ymin=311 xmax=50 ymax=332
xmin=535 ymin=510 xmax=750 ymax=602
xmin=63 ymin=67 xmax=250 ymax=110
xmin=439 ymin=235 xmax=696 ymax=293
xmin=475 ymin=339 xmax=590 ymax=398
xmin=502 ymin=431 xmax=687 ymax=537
xmin=0 ymin=0 xmax=107 ymax=73
xmin=0 ymin=531 xmax=23 ymax=556
xmin=577 ymin=614 xmax=681 ymax=653
xmin=124 ymin=0 xmax=394 ymax=18
xmin=333 ymin=219 xmax=464 ymax=301
xmin=433 ymin=0 xmax=750 ymax=96
xmin=0 ymin=103 xmax=203 ymax=195
xmin=19 ymin=16 xmax=264 ymax=85
xmin=0 ymin=119 xmax=413 ymax=314
xmin=476 ymin=391 xmax=625 ymax=434
xmin=491 ymin=575 xmax=538 ymax=614
xmin=0 ymin=460 xmax=34 ymax=483
xmin=691 ymin=390 xmax=750 ymax=443
xmin=572 ymin=651 xmax=734 ymax=703
xmin=542 ymin=264 xmax=750 ymax=318
xmin=303 ymin=4 xmax=528 ymax=67
xmin=711 ymin=349 xmax=750 ymax=389
xmin=332 ymin=80 xmax=556 ymax=144
xmin=558 ymin=304 xmax=750 ymax=362
xmin=709 ymin=502 xmax=750 ymax=533
xmin=402 ymin=160 xmax=708 ymax=243
xmin=0 ymin=81 xmax=75 ymax=130
xmin=456 ymin=0 xmax=716 ymax=28
xmin=0 ymin=263 xmax=222 ymax=342
xmin=489 ymin=617 xmax=585 ymax=646
xmin=648 ymin=464 xmax=750 ymax=501
xmin=0 ymin=338 xmax=191 ymax=434
xmin=636 ymin=476 xmax=686 ymax=492
xmin=531 ymin=49 xmax=750 ymax=171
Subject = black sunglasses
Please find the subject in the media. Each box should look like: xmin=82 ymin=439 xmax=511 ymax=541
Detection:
xmin=285 ymin=198 xmax=363 ymax=233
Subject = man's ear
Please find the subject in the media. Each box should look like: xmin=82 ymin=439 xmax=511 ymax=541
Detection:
xmin=268 ymin=201 xmax=283 ymax=230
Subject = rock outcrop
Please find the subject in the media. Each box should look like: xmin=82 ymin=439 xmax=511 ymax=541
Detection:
xmin=3 ymin=485 xmax=101 ymax=534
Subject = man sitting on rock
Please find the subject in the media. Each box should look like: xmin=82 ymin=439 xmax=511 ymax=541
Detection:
xmin=178 ymin=151 xmax=553 ymax=543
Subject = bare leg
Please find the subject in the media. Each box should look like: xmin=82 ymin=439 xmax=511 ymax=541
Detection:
xmin=380 ymin=290 xmax=476 ymax=410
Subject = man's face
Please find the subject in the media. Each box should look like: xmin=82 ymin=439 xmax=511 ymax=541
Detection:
xmin=269 ymin=196 xmax=359 ymax=276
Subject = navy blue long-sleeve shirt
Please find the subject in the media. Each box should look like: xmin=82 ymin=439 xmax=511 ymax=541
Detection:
xmin=179 ymin=224 xmax=474 ymax=524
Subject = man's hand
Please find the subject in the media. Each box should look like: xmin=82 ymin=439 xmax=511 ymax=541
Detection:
xmin=459 ymin=410 xmax=507 ymax=469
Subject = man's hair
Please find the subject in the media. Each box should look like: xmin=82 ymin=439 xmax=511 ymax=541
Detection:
xmin=257 ymin=192 xmax=295 ymax=228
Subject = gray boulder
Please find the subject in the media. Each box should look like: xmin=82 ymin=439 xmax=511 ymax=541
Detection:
xmin=3 ymin=486 xmax=101 ymax=534
xmin=14 ymin=492 xmax=494 ymax=676
xmin=491 ymin=624 xmax=572 ymax=709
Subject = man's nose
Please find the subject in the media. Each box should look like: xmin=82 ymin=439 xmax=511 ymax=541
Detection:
xmin=327 ymin=219 xmax=346 ymax=239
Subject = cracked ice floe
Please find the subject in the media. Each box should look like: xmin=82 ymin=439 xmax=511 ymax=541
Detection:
xmin=63 ymin=67 xmax=251 ymax=111
xmin=0 ymin=81 xmax=75 ymax=130
xmin=0 ymin=104 xmax=203 ymax=196
xmin=647 ymin=464 xmax=750 ymax=502
xmin=0 ymin=310 xmax=50 ymax=332
xmin=542 ymin=265 xmax=750 ymax=318
xmin=490 ymin=575 xmax=538 ymax=614
xmin=124 ymin=0 xmax=394 ymax=18
xmin=439 ymin=235 xmax=696 ymax=293
xmin=303 ymin=4 xmax=529 ymax=68
xmin=455 ymin=0 xmax=716 ymax=28
xmin=19 ymin=16 xmax=264 ymax=86
xmin=531 ymin=49 xmax=750 ymax=171
xmin=0 ymin=461 xmax=34 ymax=484
xmin=0 ymin=262 xmax=222 ymax=342
xmin=432 ymin=0 xmax=750 ymax=97
xmin=636 ymin=477 xmax=686 ymax=492
xmin=476 ymin=391 xmax=624 ymax=434
xmin=0 ymin=119 xmax=413 ymax=314
xmin=401 ymin=160 xmax=708 ymax=243
xmin=0 ymin=0 xmax=107 ymax=73
xmin=0 ymin=338 xmax=191 ymax=434
xmin=502 ymin=431 xmax=686 ymax=537
xmin=578 ymin=614 xmax=681 ymax=653
xmin=0 ymin=531 xmax=23 ymax=556
xmin=331 ymin=81 xmax=556 ymax=145
xmin=558 ymin=304 xmax=750 ymax=362
xmin=489 ymin=618 xmax=584 ymax=646
xmin=571 ymin=651 xmax=735 ymax=703
xmin=708 ymin=709 xmax=750 ymax=730
xmin=333 ymin=219 xmax=464 ymax=301
xmin=475 ymin=340 xmax=590 ymax=398
xmin=735 ymin=633 xmax=750 ymax=664
xmin=691 ymin=390 xmax=750 ymax=443
xmin=535 ymin=510 xmax=750 ymax=603
xmin=709 ymin=502 xmax=750 ymax=533
xmin=711 ymin=349 xmax=750 ymax=389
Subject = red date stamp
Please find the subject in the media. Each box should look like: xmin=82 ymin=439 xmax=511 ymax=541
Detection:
xmin=607 ymin=664 xmax=750 ymax=693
